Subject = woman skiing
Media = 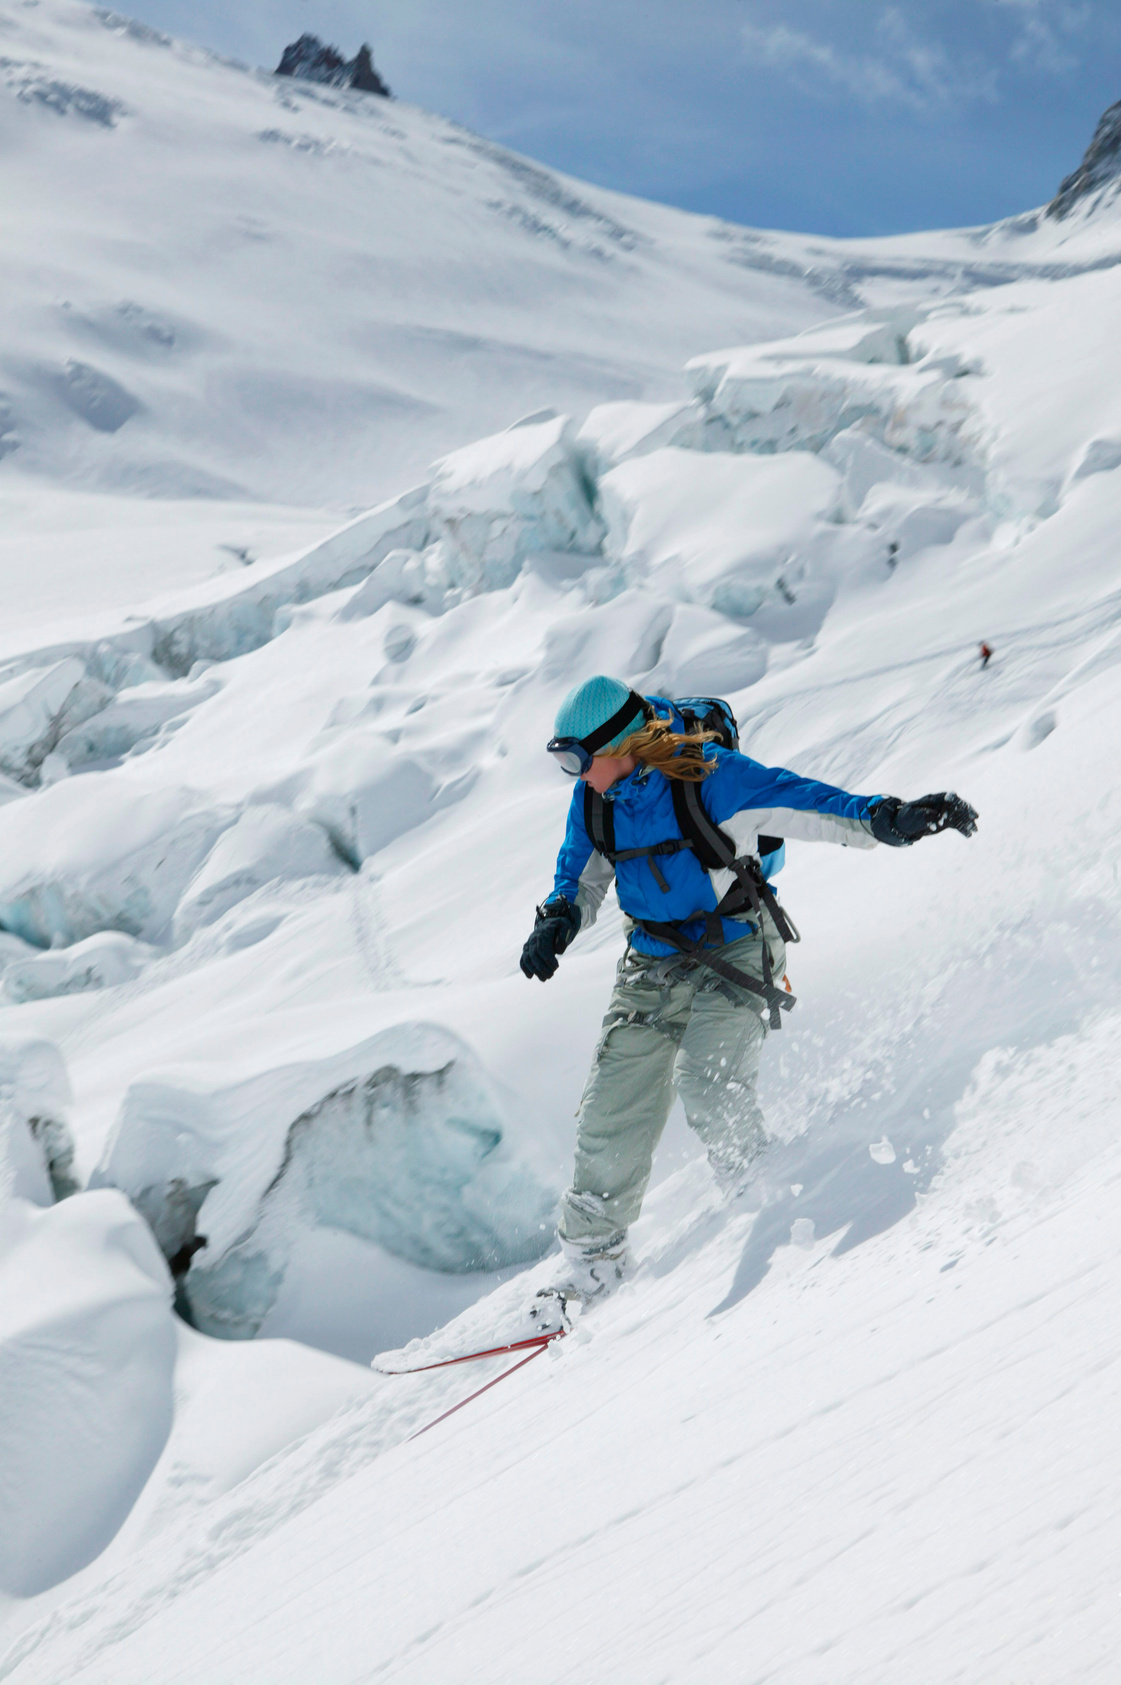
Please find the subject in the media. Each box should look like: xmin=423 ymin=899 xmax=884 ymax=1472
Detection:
xmin=521 ymin=675 xmax=977 ymax=1314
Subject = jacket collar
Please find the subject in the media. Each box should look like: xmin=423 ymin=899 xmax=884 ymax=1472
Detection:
xmin=605 ymin=763 xmax=652 ymax=801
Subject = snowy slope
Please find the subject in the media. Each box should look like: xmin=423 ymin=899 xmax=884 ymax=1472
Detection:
xmin=8 ymin=1052 xmax=1120 ymax=1682
xmin=2 ymin=0 xmax=888 ymax=649
xmin=1 ymin=0 xmax=851 ymax=516
xmin=6 ymin=0 xmax=1121 ymax=520
xmin=3 ymin=2 xmax=1121 ymax=1675
xmin=3 ymin=257 xmax=1121 ymax=1673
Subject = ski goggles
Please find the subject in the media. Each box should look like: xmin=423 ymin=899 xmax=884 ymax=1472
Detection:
xmin=545 ymin=737 xmax=595 ymax=777
xmin=545 ymin=691 xmax=649 ymax=776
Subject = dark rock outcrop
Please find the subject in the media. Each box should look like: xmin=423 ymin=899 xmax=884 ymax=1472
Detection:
xmin=349 ymin=45 xmax=390 ymax=96
xmin=275 ymin=34 xmax=391 ymax=98
xmin=1048 ymin=99 xmax=1121 ymax=219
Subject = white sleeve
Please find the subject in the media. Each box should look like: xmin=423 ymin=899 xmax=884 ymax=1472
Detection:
xmin=574 ymin=850 xmax=616 ymax=931
xmin=708 ymin=807 xmax=876 ymax=902
xmin=733 ymin=806 xmax=878 ymax=850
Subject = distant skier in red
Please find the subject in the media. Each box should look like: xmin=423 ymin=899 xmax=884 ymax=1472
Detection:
xmin=980 ymin=642 xmax=993 ymax=669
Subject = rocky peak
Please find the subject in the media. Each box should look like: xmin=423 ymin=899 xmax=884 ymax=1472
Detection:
xmin=1048 ymin=99 xmax=1121 ymax=219
xmin=275 ymin=34 xmax=391 ymax=98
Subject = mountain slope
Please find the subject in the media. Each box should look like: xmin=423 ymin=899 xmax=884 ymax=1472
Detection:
xmin=9 ymin=1073 xmax=1120 ymax=1682
xmin=0 ymin=0 xmax=843 ymax=512
xmin=3 ymin=247 xmax=1121 ymax=1680
xmin=2 ymin=7 xmax=1121 ymax=1678
xmin=6 ymin=2 xmax=1121 ymax=519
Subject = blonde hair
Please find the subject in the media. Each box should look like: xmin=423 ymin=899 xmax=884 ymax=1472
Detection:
xmin=605 ymin=719 xmax=719 ymax=783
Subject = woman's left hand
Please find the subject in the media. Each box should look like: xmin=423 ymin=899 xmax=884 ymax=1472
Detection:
xmin=520 ymin=898 xmax=580 ymax=981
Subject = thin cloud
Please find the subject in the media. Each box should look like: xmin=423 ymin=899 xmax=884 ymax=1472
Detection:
xmin=740 ymin=14 xmax=995 ymax=112
xmin=995 ymin=1 xmax=1092 ymax=74
xmin=742 ymin=1 xmax=1095 ymax=112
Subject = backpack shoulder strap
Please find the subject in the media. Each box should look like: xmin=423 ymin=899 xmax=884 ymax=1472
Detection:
xmin=584 ymin=785 xmax=617 ymax=861
xmin=670 ymin=779 xmax=736 ymax=873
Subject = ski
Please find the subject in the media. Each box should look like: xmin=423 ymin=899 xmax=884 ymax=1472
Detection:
xmin=373 ymin=1326 xmax=566 ymax=1376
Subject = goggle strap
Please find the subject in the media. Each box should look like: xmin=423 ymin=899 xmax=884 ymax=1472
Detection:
xmin=577 ymin=691 xmax=649 ymax=756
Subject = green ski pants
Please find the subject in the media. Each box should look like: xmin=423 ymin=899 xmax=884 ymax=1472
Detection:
xmin=559 ymin=926 xmax=784 ymax=1246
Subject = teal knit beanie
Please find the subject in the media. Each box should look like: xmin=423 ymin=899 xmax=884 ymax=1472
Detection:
xmin=554 ymin=675 xmax=646 ymax=753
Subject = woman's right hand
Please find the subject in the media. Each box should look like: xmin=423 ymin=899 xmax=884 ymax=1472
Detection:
xmin=869 ymin=793 xmax=978 ymax=846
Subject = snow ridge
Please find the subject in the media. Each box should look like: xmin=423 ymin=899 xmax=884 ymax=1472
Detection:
xmin=1049 ymin=97 xmax=1121 ymax=220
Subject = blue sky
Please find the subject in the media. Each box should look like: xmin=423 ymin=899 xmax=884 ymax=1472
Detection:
xmin=122 ymin=1 xmax=1121 ymax=235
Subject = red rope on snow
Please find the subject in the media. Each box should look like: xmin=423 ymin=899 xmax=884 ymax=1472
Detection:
xmin=379 ymin=1329 xmax=565 ymax=1375
xmin=407 ymin=1330 xmax=566 ymax=1441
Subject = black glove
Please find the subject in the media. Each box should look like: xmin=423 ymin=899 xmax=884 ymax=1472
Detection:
xmin=869 ymin=792 xmax=978 ymax=847
xmin=520 ymin=897 xmax=580 ymax=982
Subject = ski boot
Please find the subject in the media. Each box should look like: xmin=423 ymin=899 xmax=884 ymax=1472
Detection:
xmin=709 ymin=1134 xmax=768 ymax=1204
xmin=530 ymin=1231 xmax=629 ymax=1326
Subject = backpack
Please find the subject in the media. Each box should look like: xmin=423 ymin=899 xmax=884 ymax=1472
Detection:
xmin=672 ymin=696 xmax=739 ymax=751
xmin=583 ymin=694 xmax=783 ymax=876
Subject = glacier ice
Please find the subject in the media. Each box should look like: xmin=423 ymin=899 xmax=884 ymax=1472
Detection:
xmin=52 ymin=668 xmax=223 ymax=772
xmin=340 ymin=546 xmax=444 ymax=619
xmin=0 ymin=930 xmax=38 ymax=973
xmin=1072 ymin=437 xmax=1121 ymax=481
xmin=339 ymin=539 xmax=501 ymax=620
xmin=3 ymin=929 xmax=156 ymax=1004
xmin=641 ymin=602 xmax=769 ymax=698
xmin=1 ymin=1095 xmax=56 ymax=1208
xmin=141 ymin=485 xmax=431 ymax=675
xmin=684 ymin=309 xmax=985 ymax=478
xmin=857 ymin=486 xmax=977 ymax=566
xmin=688 ymin=351 xmax=980 ymax=466
xmin=295 ymin=729 xmax=479 ymax=865
xmin=685 ymin=310 xmax=920 ymax=406
xmin=0 ymin=657 xmax=111 ymax=784
xmin=296 ymin=738 xmax=440 ymax=865
xmin=428 ymin=415 xmax=604 ymax=594
xmin=95 ymin=1023 xmax=557 ymax=1339
xmin=0 ymin=1034 xmax=77 ymax=1201
xmin=329 ymin=422 xmax=608 ymax=618
xmin=577 ymin=398 xmax=699 ymax=475
xmin=599 ymin=446 xmax=841 ymax=619
xmin=174 ymin=804 xmax=347 ymax=939
xmin=0 ymin=777 xmax=236 ymax=947
xmin=822 ymin=426 xmax=982 ymax=518
xmin=0 ymin=770 xmax=27 ymax=807
xmin=0 ymin=1188 xmax=175 ymax=1596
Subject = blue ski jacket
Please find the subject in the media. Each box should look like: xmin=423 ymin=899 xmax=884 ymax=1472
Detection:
xmin=549 ymin=702 xmax=882 ymax=958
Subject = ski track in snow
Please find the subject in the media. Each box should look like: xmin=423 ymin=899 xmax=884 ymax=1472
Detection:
xmin=2 ymin=0 xmax=1121 ymax=1676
